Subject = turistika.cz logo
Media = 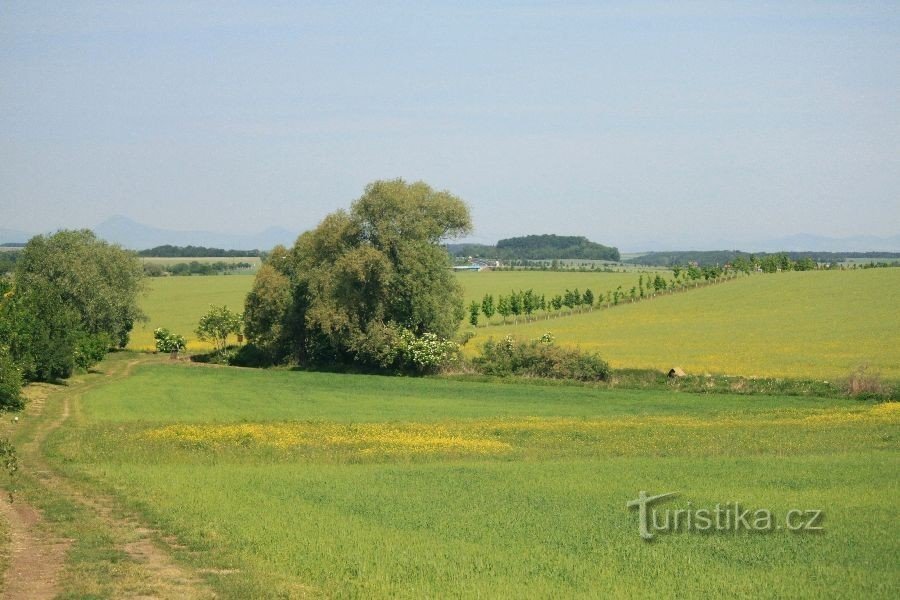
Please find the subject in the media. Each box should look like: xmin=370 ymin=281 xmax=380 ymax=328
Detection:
xmin=626 ymin=491 xmax=824 ymax=540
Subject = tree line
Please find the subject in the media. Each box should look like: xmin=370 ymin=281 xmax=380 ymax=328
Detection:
xmin=138 ymin=245 xmax=261 ymax=258
xmin=467 ymin=268 xmax=744 ymax=328
xmin=143 ymin=260 xmax=255 ymax=277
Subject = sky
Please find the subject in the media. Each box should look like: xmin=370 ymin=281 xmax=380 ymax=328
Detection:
xmin=1 ymin=1 xmax=898 ymax=250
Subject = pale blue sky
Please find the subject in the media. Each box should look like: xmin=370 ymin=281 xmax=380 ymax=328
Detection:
xmin=2 ymin=1 xmax=898 ymax=249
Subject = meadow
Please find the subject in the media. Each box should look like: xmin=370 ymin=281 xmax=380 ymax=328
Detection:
xmin=131 ymin=275 xmax=255 ymax=351
xmin=46 ymin=355 xmax=899 ymax=598
xmin=133 ymin=270 xmax=655 ymax=351
xmin=134 ymin=267 xmax=900 ymax=381
xmin=464 ymin=269 xmax=900 ymax=380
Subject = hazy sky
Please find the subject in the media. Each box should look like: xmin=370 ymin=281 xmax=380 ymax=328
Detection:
xmin=2 ymin=1 xmax=898 ymax=248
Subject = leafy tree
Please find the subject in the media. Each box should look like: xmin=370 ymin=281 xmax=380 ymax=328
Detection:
xmin=509 ymin=291 xmax=522 ymax=324
xmin=13 ymin=230 xmax=144 ymax=347
xmin=629 ymin=286 xmax=637 ymax=302
xmin=583 ymin=289 xmax=594 ymax=311
xmin=243 ymin=180 xmax=471 ymax=367
xmin=196 ymin=305 xmax=243 ymax=358
xmin=481 ymin=294 xmax=495 ymax=323
xmin=0 ymin=281 xmax=81 ymax=381
xmin=522 ymin=289 xmax=537 ymax=321
xmin=497 ymin=295 xmax=511 ymax=324
xmin=468 ymin=301 xmax=480 ymax=327
xmin=243 ymin=263 xmax=293 ymax=362
xmin=551 ymin=294 xmax=563 ymax=316
xmin=0 ymin=346 xmax=24 ymax=410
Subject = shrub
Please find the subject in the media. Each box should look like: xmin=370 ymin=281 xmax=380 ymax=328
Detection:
xmin=474 ymin=333 xmax=610 ymax=382
xmin=153 ymin=328 xmax=187 ymax=357
xmin=348 ymin=323 xmax=459 ymax=374
xmin=845 ymin=365 xmax=891 ymax=399
xmin=0 ymin=346 xmax=24 ymax=411
xmin=74 ymin=332 xmax=111 ymax=370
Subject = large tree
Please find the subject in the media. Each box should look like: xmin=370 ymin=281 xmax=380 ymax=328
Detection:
xmin=13 ymin=230 xmax=145 ymax=347
xmin=245 ymin=179 xmax=472 ymax=366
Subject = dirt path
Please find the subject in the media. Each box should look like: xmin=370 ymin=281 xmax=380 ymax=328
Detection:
xmin=0 ymin=496 xmax=70 ymax=600
xmin=0 ymin=355 xmax=217 ymax=599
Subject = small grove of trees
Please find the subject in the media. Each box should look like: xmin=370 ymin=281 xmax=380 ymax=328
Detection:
xmin=241 ymin=179 xmax=471 ymax=373
xmin=0 ymin=231 xmax=144 ymax=404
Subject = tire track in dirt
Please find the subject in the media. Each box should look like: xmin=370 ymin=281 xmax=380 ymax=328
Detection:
xmin=1 ymin=355 xmax=218 ymax=599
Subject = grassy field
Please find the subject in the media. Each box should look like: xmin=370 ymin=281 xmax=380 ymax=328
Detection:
xmin=45 ymin=355 xmax=899 ymax=598
xmin=455 ymin=269 xmax=661 ymax=305
xmin=133 ymin=270 xmax=660 ymax=351
xmin=133 ymin=268 xmax=900 ymax=380
xmin=131 ymin=276 xmax=254 ymax=351
xmin=464 ymin=269 xmax=900 ymax=380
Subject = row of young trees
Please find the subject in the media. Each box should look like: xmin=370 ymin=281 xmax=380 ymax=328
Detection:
xmin=467 ymin=268 xmax=745 ymax=327
xmin=0 ymin=230 xmax=145 ymax=409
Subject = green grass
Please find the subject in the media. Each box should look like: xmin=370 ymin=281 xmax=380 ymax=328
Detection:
xmin=132 ymin=270 xmax=659 ymax=352
xmin=465 ymin=269 xmax=900 ymax=379
xmin=131 ymin=276 xmax=254 ymax=351
xmin=46 ymin=357 xmax=900 ymax=598
xmin=133 ymin=267 xmax=900 ymax=380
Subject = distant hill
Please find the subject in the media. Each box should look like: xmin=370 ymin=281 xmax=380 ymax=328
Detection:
xmin=95 ymin=216 xmax=297 ymax=251
xmin=449 ymin=234 xmax=620 ymax=262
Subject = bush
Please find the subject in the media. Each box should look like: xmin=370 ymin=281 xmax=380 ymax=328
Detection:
xmin=349 ymin=323 xmax=459 ymax=374
xmin=845 ymin=365 xmax=891 ymax=399
xmin=153 ymin=328 xmax=187 ymax=357
xmin=474 ymin=333 xmax=610 ymax=382
xmin=74 ymin=332 xmax=110 ymax=370
xmin=229 ymin=343 xmax=275 ymax=368
xmin=0 ymin=347 xmax=24 ymax=411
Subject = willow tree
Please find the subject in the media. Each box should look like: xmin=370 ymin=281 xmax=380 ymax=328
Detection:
xmin=244 ymin=179 xmax=472 ymax=366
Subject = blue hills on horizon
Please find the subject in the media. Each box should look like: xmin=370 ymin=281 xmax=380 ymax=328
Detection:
xmin=2 ymin=216 xmax=900 ymax=253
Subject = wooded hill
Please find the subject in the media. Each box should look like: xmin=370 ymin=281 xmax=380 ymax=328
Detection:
xmin=448 ymin=235 xmax=620 ymax=261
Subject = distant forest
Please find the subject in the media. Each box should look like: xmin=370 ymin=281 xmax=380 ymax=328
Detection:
xmin=137 ymin=245 xmax=261 ymax=258
xmin=624 ymin=250 xmax=900 ymax=267
xmin=448 ymin=235 xmax=620 ymax=261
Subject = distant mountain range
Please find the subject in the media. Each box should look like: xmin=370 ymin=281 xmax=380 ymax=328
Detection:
xmin=620 ymin=233 xmax=900 ymax=254
xmin=2 ymin=217 xmax=899 ymax=253
xmin=1 ymin=216 xmax=298 ymax=251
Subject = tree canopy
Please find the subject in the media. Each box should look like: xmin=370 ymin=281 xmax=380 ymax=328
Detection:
xmin=243 ymin=179 xmax=472 ymax=368
xmin=0 ymin=230 xmax=145 ymax=385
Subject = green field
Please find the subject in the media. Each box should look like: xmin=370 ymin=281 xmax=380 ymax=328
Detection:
xmin=133 ymin=268 xmax=900 ymax=380
xmin=46 ymin=354 xmax=899 ymax=598
xmin=131 ymin=276 xmax=254 ymax=351
xmin=464 ymin=269 xmax=900 ymax=380
xmin=455 ymin=269 xmax=661 ymax=305
xmin=133 ymin=270 xmax=659 ymax=352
